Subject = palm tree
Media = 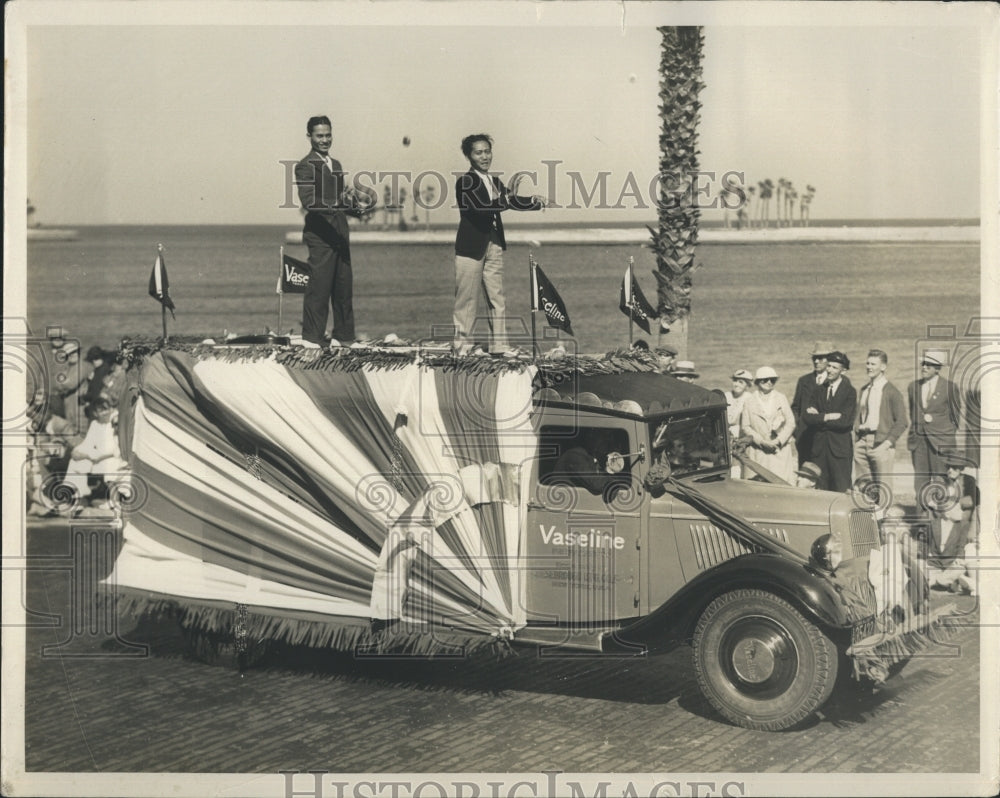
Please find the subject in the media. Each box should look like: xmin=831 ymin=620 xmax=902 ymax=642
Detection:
xmin=758 ymin=179 xmax=774 ymax=227
xmin=802 ymin=184 xmax=816 ymax=226
xmin=775 ymin=178 xmax=786 ymax=226
xmin=649 ymin=26 xmax=704 ymax=357
xmin=783 ymin=181 xmax=795 ymax=227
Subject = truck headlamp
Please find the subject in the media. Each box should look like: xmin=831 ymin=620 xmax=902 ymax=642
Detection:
xmin=810 ymin=534 xmax=842 ymax=571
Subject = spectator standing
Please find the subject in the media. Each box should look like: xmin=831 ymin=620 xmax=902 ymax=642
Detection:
xmin=803 ymin=351 xmax=856 ymax=492
xmin=671 ymin=360 xmax=699 ymax=383
xmin=791 ymin=341 xmax=833 ymax=467
xmin=453 ymin=133 xmax=548 ymax=355
xmin=653 ymin=344 xmax=678 ymax=373
xmin=725 ymin=369 xmax=754 ymax=478
xmin=853 ymin=348 xmax=908 ymax=498
xmin=739 ymin=366 xmax=795 ymax=483
xmin=907 ymin=350 xmax=961 ymax=512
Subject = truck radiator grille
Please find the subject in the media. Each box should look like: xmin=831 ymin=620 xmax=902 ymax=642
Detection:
xmin=849 ymin=511 xmax=881 ymax=558
xmin=689 ymin=523 xmax=787 ymax=570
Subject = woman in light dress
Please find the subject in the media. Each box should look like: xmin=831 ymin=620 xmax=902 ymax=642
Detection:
xmin=739 ymin=366 xmax=796 ymax=483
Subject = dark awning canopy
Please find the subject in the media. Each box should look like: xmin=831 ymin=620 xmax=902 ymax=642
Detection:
xmin=533 ymin=372 xmax=726 ymax=419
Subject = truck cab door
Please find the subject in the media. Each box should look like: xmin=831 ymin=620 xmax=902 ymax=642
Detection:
xmin=524 ymin=417 xmax=643 ymax=626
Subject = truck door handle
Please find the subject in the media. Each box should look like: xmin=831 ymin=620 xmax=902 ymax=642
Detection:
xmin=526 ymin=501 xmax=545 ymax=510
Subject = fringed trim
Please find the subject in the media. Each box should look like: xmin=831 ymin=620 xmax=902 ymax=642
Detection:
xmin=118 ymin=337 xmax=665 ymax=379
xmin=114 ymin=591 xmax=501 ymax=658
xmin=846 ymin=604 xmax=961 ymax=682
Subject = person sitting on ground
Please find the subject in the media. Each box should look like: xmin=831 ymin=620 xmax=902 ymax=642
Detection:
xmin=926 ymin=452 xmax=979 ymax=594
xmin=61 ymin=397 xmax=129 ymax=508
xmin=794 ymin=461 xmax=822 ymax=489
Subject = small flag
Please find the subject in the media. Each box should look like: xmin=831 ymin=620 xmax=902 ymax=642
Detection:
xmin=277 ymin=254 xmax=311 ymax=294
xmin=619 ymin=267 xmax=657 ymax=334
xmin=532 ymin=263 xmax=573 ymax=335
xmin=148 ymin=252 xmax=176 ymax=318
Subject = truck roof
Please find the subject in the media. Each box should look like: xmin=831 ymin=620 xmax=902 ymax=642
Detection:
xmin=533 ymin=371 xmax=726 ymax=420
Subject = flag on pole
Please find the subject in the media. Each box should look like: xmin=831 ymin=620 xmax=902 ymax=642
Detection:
xmin=531 ymin=263 xmax=573 ymax=335
xmin=619 ymin=267 xmax=657 ymax=334
xmin=148 ymin=251 xmax=176 ymax=318
xmin=277 ymin=254 xmax=311 ymax=294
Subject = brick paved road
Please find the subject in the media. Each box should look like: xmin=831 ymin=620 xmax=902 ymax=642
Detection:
xmin=16 ymin=516 xmax=982 ymax=775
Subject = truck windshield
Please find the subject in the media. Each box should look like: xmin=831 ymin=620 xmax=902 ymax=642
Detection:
xmin=650 ymin=411 xmax=729 ymax=477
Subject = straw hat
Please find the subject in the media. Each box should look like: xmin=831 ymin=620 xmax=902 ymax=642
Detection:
xmin=671 ymin=360 xmax=699 ymax=378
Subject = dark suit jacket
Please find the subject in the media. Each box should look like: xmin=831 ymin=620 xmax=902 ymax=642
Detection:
xmin=454 ymin=169 xmax=541 ymax=259
xmin=907 ymin=376 xmax=960 ymax=453
xmin=295 ymin=150 xmax=365 ymax=252
xmin=803 ymin=375 xmax=857 ymax=459
xmin=853 ymin=379 xmax=908 ymax=447
xmin=791 ymin=370 xmax=824 ymax=439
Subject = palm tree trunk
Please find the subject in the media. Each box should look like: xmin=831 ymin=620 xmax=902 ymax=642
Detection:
xmin=650 ymin=26 xmax=704 ymax=359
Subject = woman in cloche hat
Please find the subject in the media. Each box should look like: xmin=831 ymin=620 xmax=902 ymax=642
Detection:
xmin=738 ymin=366 xmax=796 ymax=483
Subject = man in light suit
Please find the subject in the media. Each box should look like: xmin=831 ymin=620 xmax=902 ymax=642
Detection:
xmin=853 ymin=348 xmax=908 ymax=497
xmin=294 ymin=115 xmax=374 ymax=345
xmin=803 ymin=350 xmax=856 ymax=492
xmin=453 ymin=133 xmax=547 ymax=355
xmin=791 ymin=341 xmax=833 ymax=467
xmin=907 ymin=350 xmax=961 ymax=511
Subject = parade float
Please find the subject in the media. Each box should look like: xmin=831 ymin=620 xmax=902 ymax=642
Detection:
xmin=105 ymin=339 xmax=955 ymax=731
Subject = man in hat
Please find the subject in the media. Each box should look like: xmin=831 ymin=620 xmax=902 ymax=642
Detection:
xmin=82 ymin=345 xmax=115 ymax=414
xmin=907 ymin=350 xmax=961 ymax=512
xmin=791 ymin=341 xmax=834 ymax=467
xmin=795 ymin=461 xmax=822 ymax=489
xmin=925 ymin=453 xmax=979 ymax=593
xmin=671 ymin=360 xmax=699 ymax=383
xmin=653 ymin=344 xmax=678 ymax=374
xmin=803 ymin=350 xmax=856 ymax=492
xmin=853 ymin=348 xmax=908 ymax=496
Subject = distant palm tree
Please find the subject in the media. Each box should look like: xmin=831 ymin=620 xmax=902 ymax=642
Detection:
xmin=649 ymin=25 xmax=704 ymax=357
xmin=758 ymin=179 xmax=774 ymax=227
xmin=775 ymin=178 xmax=786 ymax=226
xmin=784 ymin=181 xmax=795 ymax=227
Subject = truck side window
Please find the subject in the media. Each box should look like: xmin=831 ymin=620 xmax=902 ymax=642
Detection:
xmin=538 ymin=425 xmax=631 ymax=496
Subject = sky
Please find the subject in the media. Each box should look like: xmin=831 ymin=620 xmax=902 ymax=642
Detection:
xmin=12 ymin=2 xmax=990 ymax=225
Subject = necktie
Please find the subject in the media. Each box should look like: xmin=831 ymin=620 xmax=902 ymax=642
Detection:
xmin=827 ymin=384 xmax=834 ymax=401
xmin=860 ymin=385 xmax=870 ymax=425
xmin=922 ymin=379 xmax=931 ymax=407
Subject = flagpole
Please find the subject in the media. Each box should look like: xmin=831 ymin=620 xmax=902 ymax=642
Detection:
xmin=529 ymin=252 xmax=538 ymax=357
xmin=158 ymin=243 xmax=168 ymax=342
xmin=278 ymin=245 xmax=284 ymax=333
xmin=627 ymin=256 xmax=635 ymax=347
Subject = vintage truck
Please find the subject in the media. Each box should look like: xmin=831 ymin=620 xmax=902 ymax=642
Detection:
xmin=106 ymin=342 xmax=950 ymax=731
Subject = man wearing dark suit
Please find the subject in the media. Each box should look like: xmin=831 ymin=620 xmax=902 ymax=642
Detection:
xmin=907 ymin=350 xmax=961 ymax=511
xmin=453 ymin=133 xmax=547 ymax=355
xmin=803 ymin=350 xmax=856 ymax=492
xmin=853 ymin=348 xmax=908 ymax=497
xmin=294 ymin=115 xmax=374 ymax=345
xmin=791 ymin=341 xmax=833 ymax=467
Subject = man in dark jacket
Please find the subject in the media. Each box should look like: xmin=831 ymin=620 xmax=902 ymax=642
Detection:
xmin=907 ymin=350 xmax=961 ymax=512
xmin=453 ymin=133 xmax=547 ymax=355
xmin=294 ymin=115 xmax=375 ymax=345
xmin=791 ymin=341 xmax=833 ymax=467
xmin=803 ymin=350 xmax=856 ymax=492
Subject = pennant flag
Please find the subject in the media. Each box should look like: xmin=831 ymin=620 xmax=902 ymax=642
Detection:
xmin=619 ymin=268 xmax=657 ymax=334
xmin=277 ymin=254 xmax=311 ymax=294
xmin=532 ymin=264 xmax=573 ymax=335
xmin=148 ymin=252 xmax=176 ymax=318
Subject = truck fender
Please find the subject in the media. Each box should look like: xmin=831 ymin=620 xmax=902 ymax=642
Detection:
xmin=607 ymin=553 xmax=852 ymax=654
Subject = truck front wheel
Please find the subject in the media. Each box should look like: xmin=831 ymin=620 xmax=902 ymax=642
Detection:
xmin=693 ymin=589 xmax=838 ymax=731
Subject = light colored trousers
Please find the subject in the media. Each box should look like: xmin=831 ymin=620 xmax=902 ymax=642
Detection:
xmin=853 ymin=432 xmax=896 ymax=494
xmin=453 ymin=242 xmax=507 ymax=352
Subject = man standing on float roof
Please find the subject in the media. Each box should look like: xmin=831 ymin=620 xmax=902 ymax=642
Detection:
xmin=295 ymin=115 xmax=374 ymax=346
xmin=452 ymin=133 xmax=548 ymax=355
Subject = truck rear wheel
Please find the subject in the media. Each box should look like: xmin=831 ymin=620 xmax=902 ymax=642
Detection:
xmin=693 ymin=589 xmax=838 ymax=731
